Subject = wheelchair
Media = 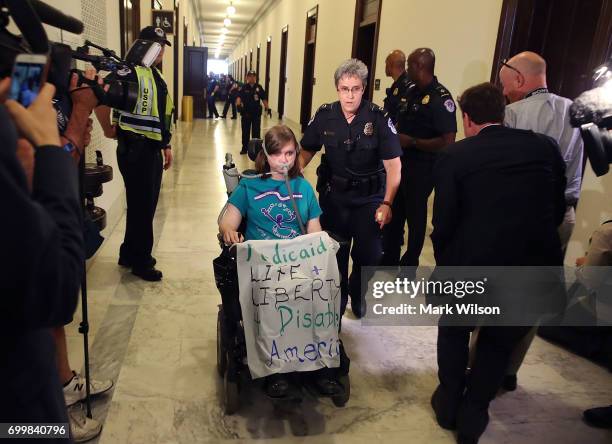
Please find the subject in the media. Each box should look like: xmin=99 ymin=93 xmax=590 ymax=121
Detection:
xmin=213 ymin=151 xmax=351 ymax=415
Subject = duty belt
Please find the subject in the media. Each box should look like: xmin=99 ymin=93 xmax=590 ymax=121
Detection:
xmin=329 ymin=173 xmax=384 ymax=196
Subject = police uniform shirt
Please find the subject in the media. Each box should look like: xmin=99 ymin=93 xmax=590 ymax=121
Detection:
xmin=238 ymin=83 xmax=267 ymax=114
xmin=110 ymin=66 xmax=172 ymax=146
xmin=383 ymin=71 xmax=415 ymax=125
xmin=207 ymin=78 xmax=218 ymax=94
xmin=397 ymin=76 xmax=457 ymax=141
xmin=301 ymin=100 xmax=401 ymax=203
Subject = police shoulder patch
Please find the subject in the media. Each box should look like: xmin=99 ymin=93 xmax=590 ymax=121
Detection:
xmin=444 ymin=98 xmax=456 ymax=113
xmin=117 ymin=67 xmax=132 ymax=76
xmin=388 ymin=118 xmax=397 ymax=134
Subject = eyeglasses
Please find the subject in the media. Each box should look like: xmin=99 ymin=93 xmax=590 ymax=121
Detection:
xmin=338 ymin=86 xmax=363 ymax=96
xmin=501 ymin=58 xmax=523 ymax=78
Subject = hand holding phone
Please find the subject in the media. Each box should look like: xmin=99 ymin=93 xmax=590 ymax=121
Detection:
xmin=9 ymin=54 xmax=49 ymax=107
xmin=6 ymin=83 xmax=61 ymax=148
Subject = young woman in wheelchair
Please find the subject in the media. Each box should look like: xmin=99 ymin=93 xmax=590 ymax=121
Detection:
xmin=218 ymin=124 xmax=344 ymax=398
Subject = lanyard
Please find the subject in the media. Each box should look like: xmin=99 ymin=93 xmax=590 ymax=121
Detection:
xmin=525 ymin=87 xmax=549 ymax=98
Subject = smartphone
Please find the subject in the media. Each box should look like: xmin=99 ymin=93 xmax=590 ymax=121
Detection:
xmin=9 ymin=53 xmax=49 ymax=107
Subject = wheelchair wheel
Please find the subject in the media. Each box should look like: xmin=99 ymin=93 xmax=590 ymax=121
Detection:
xmin=217 ymin=308 xmax=227 ymax=377
xmin=223 ymin=355 xmax=240 ymax=415
xmin=332 ymin=374 xmax=350 ymax=407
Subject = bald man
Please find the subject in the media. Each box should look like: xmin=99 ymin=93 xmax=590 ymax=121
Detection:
xmin=496 ymin=51 xmax=582 ymax=391
xmin=381 ymin=50 xmax=415 ymax=265
xmin=395 ymin=48 xmax=457 ymax=271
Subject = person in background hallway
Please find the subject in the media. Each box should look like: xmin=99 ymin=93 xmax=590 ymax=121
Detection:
xmin=381 ymin=49 xmax=415 ymax=266
xmin=206 ymin=71 xmax=220 ymax=119
xmin=222 ymin=74 xmax=238 ymax=119
xmin=395 ymin=48 xmax=456 ymax=272
xmin=96 ymin=26 xmax=174 ymax=282
xmin=299 ymin=58 xmax=402 ymax=319
xmin=496 ymin=50 xmax=584 ymax=391
xmin=430 ymin=83 xmax=566 ymax=444
xmin=236 ymin=70 xmax=268 ymax=155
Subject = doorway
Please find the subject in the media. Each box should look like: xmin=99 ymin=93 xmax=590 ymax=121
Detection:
xmin=278 ymin=26 xmax=289 ymax=119
xmin=119 ymin=0 xmax=140 ymax=58
xmin=265 ymin=39 xmax=271 ymax=98
xmin=300 ymin=6 xmax=318 ymax=132
xmin=173 ymin=0 xmax=179 ymax=123
xmin=249 ymin=49 xmax=253 ymax=70
xmin=257 ymin=45 xmax=261 ymax=81
xmin=491 ymin=0 xmax=612 ymax=99
xmin=352 ymin=0 xmax=382 ymax=101
xmin=183 ymin=46 xmax=208 ymax=118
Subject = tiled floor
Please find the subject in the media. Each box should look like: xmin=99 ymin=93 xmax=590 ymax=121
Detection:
xmin=68 ymin=110 xmax=612 ymax=443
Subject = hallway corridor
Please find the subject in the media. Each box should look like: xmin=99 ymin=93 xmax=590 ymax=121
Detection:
xmin=71 ymin=115 xmax=612 ymax=444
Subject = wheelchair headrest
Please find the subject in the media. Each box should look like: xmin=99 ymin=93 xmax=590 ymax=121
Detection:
xmin=248 ymin=138 xmax=263 ymax=162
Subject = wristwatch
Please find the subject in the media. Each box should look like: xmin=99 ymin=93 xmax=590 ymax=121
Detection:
xmin=62 ymin=141 xmax=76 ymax=154
xmin=382 ymin=201 xmax=392 ymax=207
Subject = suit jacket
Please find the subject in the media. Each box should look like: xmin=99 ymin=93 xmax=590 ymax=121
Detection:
xmin=0 ymin=104 xmax=83 ymax=428
xmin=431 ymin=124 xmax=566 ymax=266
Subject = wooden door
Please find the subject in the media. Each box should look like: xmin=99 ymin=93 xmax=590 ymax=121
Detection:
xmin=183 ymin=46 xmax=208 ymax=118
xmin=278 ymin=26 xmax=289 ymax=119
xmin=300 ymin=6 xmax=318 ymax=132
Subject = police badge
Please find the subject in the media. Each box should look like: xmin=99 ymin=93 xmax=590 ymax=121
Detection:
xmin=422 ymin=95 xmax=430 ymax=105
xmin=254 ymin=94 xmax=259 ymax=101
xmin=364 ymin=122 xmax=374 ymax=136
xmin=393 ymin=87 xmax=398 ymax=96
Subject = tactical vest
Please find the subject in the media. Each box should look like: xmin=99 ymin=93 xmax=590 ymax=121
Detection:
xmin=113 ymin=66 xmax=173 ymax=142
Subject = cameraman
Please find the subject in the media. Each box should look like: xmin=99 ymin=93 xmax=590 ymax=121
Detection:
xmin=0 ymin=77 xmax=82 ymax=436
xmin=95 ymin=26 xmax=174 ymax=281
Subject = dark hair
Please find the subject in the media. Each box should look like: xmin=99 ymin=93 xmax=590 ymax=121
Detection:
xmin=255 ymin=125 xmax=301 ymax=178
xmin=458 ymin=82 xmax=506 ymax=124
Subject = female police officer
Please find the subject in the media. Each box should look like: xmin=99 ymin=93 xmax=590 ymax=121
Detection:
xmin=299 ymin=59 xmax=402 ymax=319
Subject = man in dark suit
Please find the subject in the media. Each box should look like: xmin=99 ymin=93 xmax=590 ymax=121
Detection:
xmin=429 ymin=83 xmax=566 ymax=444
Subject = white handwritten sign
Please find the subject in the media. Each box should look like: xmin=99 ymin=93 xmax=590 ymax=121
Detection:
xmin=236 ymin=232 xmax=342 ymax=379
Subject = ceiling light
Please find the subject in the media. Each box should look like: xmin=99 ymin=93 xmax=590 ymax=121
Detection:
xmin=227 ymin=3 xmax=236 ymax=15
xmin=221 ymin=27 xmax=228 ymax=34
xmin=224 ymin=17 xmax=231 ymax=26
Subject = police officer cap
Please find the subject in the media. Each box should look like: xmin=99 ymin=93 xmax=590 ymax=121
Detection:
xmin=139 ymin=26 xmax=172 ymax=46
xmin=247 ymin=70 xmax=257 ymax=76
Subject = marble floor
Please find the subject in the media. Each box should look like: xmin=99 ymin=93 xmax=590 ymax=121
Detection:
xmin=68 ymin=109 xmax=612 ymax=444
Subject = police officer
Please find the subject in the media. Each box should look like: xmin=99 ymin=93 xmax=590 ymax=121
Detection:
xmin=221 ymin=74 xmax=238 ymax=119
xmin=381 ymin=49 xmax=415 ymax=266
xmin=236 ymin=70 xmax=268 ymax=154
xmin=300 ymin=59 xmax=402 ymax=318
xmin=206 ymin=71 xmax=220 ymax=118
xmin=397 ymin=48 xmax=456 ymax=269
xmin=96 ymin=26 xmax=174 ymax=281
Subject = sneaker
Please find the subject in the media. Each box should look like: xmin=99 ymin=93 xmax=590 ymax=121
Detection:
xmin=68 ymin=403 xmax=102 ymax=443
xmin=63 ymin=371 xmax=114 ymax=406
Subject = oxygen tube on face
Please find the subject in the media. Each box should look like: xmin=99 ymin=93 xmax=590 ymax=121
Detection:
xmin=261 ymin=139 xmax=306 ymax=235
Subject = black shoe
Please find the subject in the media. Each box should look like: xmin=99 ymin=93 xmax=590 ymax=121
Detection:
xmin=240 ymin=148 xmax=248 ymax=154
xmin=431 ymin=389 xmax=457 ymax=430
xmin=583 ymin=405 xmax=612 ymax=428
xmin=265 ymin=374 xmax=290 ymax=398
xmin=231 ymin=116 xmax=237 ymax=119
xmin=118 ymin=256 xmax=157 ymax=268
xmin=221 ymin=115 xmax=227 ymax=118
xmin=314 ymin=376 xmax=343 ymax=396
xmin=457 ymin=434 xmax=479 ymax=444
xmin=132 ymin=266 xmax=163 ymax=281
xmin=502 ymin=374 xmax=517 ymax=391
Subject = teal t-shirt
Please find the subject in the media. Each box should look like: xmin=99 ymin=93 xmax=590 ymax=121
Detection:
xmin=228 ymin=176 xmax=322 ymax=240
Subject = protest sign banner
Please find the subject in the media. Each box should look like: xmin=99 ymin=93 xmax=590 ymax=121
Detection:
xmin=236 ymin=232 xmax=341 ymax=378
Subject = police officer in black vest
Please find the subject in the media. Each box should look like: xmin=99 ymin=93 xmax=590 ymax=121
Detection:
xmin=381 ymin=49 xmax=415 ymax=266
xmin=221 ymin=74 xmax=238 ymax=119
xmin=236 ymin=70 xmax=268 ymax=154
xmin=300 ymin=59 xmax=402 ymax=318
xmin=206 ymin=72 xmax=220 ymax=118
xmin=396 ymin=48 xmax=456 ymax=270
